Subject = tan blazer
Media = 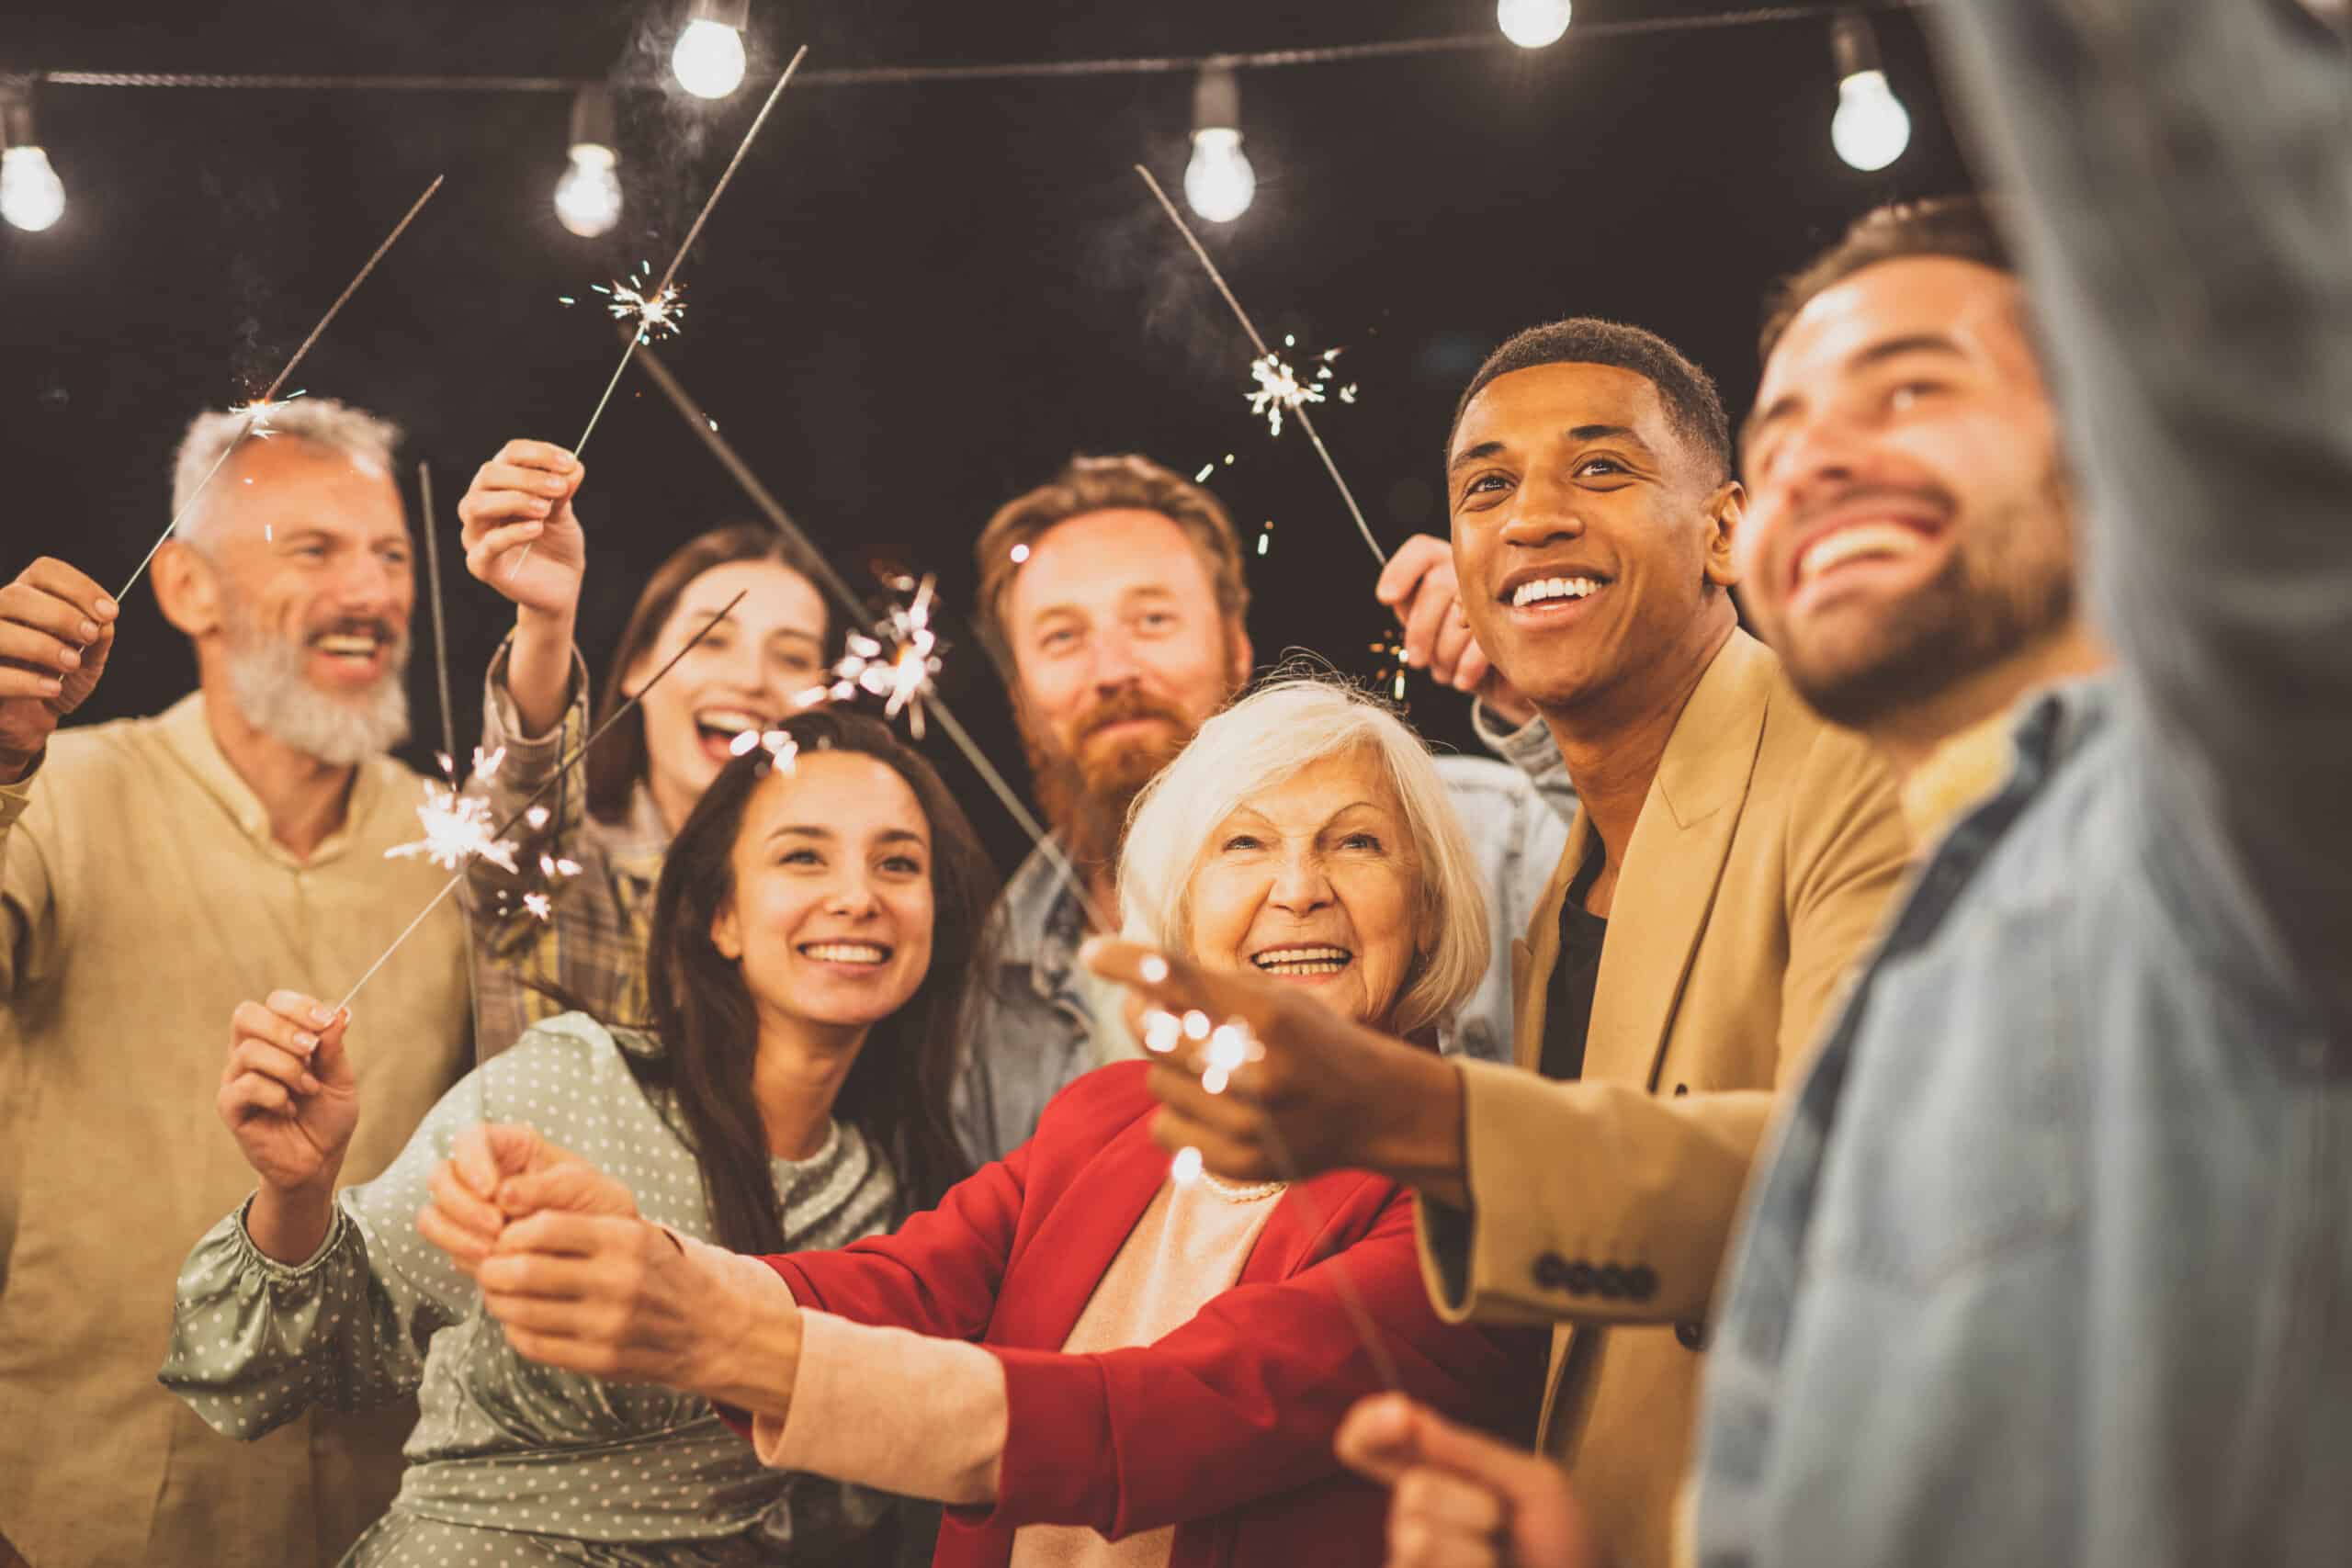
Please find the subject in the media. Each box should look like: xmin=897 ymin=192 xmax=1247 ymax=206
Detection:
xmin=1414 ymin=629 xmax=1912 ymax=1568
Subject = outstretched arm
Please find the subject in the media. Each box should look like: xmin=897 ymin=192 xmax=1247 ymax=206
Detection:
xmin=1928 ymin=0 xmax=2352 ymax=1023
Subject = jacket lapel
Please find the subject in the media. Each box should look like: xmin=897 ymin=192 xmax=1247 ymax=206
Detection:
xmin=989 ymin=1113 xmax=1173 ymax=1352
xmin=1582 ymin=630 xmax=1776 ymax=1089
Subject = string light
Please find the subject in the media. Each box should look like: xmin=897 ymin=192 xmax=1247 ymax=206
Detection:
xmin=1828 ymin=11 xmax=1910 ymax=171
xmin=1183 ymin=66 xmax=1254 ymax=224
xmin=673 ymin=0 xmax=751 ymax=100
xmin=554 ymin=84 xmax=622 ymax=238
xmin=1496 ymin=0 xmax=1574 ymax=50
xmin=0 ymin=89 xmax=65 ymax=233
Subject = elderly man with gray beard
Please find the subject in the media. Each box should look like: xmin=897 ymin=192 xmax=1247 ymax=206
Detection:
xmin=0 ymin=399 xmax=471 ymax=1568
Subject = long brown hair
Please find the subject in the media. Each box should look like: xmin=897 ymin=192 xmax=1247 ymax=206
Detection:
xmin=630 ymin=708 xmax=992 ymax=1247
xmin=584 ymin=522 xmax=838 ymax=825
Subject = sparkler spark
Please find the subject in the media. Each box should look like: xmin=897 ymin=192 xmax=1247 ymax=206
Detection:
xmin=389 ymin=779 xmax=520 ymax=875
xmin=1248 ymin=352 xmax=1326 ymax=436
xmin=232 ymin=389 xmax=308 ymax=438
xmin=803 ymin=577 xmax=944 ymax=738
xmin=1371 ymin=637 xmax=1410 ymax=703
xmin=585 ymin=261 xmax=686 ymax=342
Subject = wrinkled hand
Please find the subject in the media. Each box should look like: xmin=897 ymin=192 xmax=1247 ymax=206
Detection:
xmin=456 ymin=439 xmax=587 ymax=618
xmin=1375 ymin=535 xmax=1534 ymax=728
xmin=1337 ymin=1393 xmax=1601 ymax=1568
xmin=0 ymin=557 xmax=117 ymax=781
xmin=218 ymin=991 xmax=358 ymax=1196
xmin=470 ymin=1210 xmax=737 ymax=1391
xmin=416 ymin=1122 xmax=639 ymax=1276
xmin=1081 ymin=937 xmax=1453 ymax=1187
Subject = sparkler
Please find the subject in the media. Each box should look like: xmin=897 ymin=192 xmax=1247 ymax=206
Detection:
xmin=1247 ymin=343 xmax=1357 ymax=437
xmin=1134 ymin=164 xmax=1385 ymax=567
xmin=111 ymin=176 xmax=444 ymax=606
xmin=628 ymin=342 xmax=1114 ymax=934
xmin=801 ymin=576 xmax=944 ymax=738
xmin=566 ymin=46 xmax=805 ymax=464
xmin=506 ymin=48 xmax=808 ymax=582
xmin=332 ymin=591 xmax=749 ymax=1011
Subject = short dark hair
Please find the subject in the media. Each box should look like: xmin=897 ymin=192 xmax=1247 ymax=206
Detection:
xmin=1759 ymin=195 xmax=2015 ymax=364
xmin=1449 ymin=318 xmax=1733 ymax=484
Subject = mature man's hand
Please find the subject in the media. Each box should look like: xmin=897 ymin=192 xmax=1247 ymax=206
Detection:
xmin=1338 ymin=1393 xmax=1602 ymax=1568
xmin=1082 ymin=937 xmax=1468 ymax=1202
xmin=1376 ymin=534 xmax=1536 ymax=728
xmin=0 ymin=556 xmax=118 ymax=782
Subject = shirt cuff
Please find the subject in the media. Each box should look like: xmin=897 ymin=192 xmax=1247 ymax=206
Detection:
xmin=481 ymin=630 xmax=590 ymax=756
xmin=1471 ymin=698 xmax=1552 ymax=768
xmin=752 ymin=1310 xmax=1006 ymax=1506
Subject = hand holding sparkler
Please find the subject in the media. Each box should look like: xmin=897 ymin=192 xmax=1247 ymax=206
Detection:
xmin=218 ymin=989 xmax=359 ymax=1263
xmin=0 ymin=557 xmax=118 ymax=783
xmin=1374 ymin=536 xmax=1536 ymax=726
xmin=1082 ymin=937 xmax=1472 ymax=1207
xmin=458 ymin=439 xmax=589 ymax=738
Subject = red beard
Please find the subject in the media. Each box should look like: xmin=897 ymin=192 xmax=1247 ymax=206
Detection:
xmin=1022 ymin=688 xmax=1200 ymax=881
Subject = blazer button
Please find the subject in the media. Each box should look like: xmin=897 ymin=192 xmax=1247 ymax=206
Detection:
xmin=1676 ymin=1320 xmax=1709 ymax=1351
xmin=1673 ymin=1083 xmax=1690 ymax=1097
xmin=1533 ymin=1251 xmax=1570 ymax=1290
xmin=1565 ymin=1261 xmax=1597 ymax=1295
xmin=1627 ymin=1266 xmax=1658 ymax=1301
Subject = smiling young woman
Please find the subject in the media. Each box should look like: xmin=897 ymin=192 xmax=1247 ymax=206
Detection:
xmin=164 ymin=708 xmax=992 ymax=1564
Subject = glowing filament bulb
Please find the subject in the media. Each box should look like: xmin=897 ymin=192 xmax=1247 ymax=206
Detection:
xmin=1831 ymin=70 xmax=1911 ymax=171
xmin=0 ymin=145 xmax=64 ymax=233
xmin=1497 ymin=0 xmax=1573 ymax=49
xmin=673 ymin=17 xmax=748 ymax=99
xmin=555 ymin=144 xmax=623 ymax=238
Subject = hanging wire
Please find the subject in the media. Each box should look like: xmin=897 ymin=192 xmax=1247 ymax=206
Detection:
xmin=6 ymin=4 xmax=1931 ymax=96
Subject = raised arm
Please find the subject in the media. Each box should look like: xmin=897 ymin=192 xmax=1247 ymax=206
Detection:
xmin=1928 ymin=0 xmax=2352 ymax=1021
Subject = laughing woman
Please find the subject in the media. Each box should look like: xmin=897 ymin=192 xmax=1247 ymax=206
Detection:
xmin=423 ymin=678 xmax=1544 ymax=1568
xmin=450 ymin=438 xmax=842 ymax=1054
xmin=161 ymin=711 xmax=987 ymax=1564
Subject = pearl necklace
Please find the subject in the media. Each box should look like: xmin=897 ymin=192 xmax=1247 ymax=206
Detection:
xmin=1198 ymin=1171 xmax=1288 ymax=1204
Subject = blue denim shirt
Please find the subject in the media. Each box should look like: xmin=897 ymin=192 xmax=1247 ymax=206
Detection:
xmin=954 ymin=718 xmax=1575 ymax=1163
xmin=1692 ymin=3 xmax=2352 ymax=1562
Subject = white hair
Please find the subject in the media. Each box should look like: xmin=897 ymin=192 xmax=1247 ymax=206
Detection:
xmin=170 ymin=396 xmax=402 ymax=550
xmin=1118 ymin=673 xmax=1491 ymax=1039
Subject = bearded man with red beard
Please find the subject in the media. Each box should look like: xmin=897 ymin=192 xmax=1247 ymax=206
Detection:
xmin=954 ymin=454 xmax=1575 ymax=1160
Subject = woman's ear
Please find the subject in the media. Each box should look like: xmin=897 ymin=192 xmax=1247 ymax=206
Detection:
xmin=709 ymin=896 xmax=743 ymax=962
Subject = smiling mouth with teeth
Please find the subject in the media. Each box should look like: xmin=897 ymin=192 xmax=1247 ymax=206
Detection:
xmin=1794 ymin=522 xmax=1929 ymax=588
xmin=1509 ymin=575 xmax=1608 ymax=609
xmin=695 ymin=707 xmax=774 ymax=741
xmin=1251 ymin=945 xmax=1353 ymax=977
xmin=312 ymin=634 xmax=384 ymax=657
xmin=799 ymin=942 xmax=892 ymax=965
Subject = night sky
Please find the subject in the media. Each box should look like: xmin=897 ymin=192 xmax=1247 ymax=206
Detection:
xmin=2 ymin=0 xmax=1973 ymax=872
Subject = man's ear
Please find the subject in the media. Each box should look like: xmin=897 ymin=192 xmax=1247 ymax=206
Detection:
xmin=1702 ymin=480 xmax=1746 ymax=591
xmin=709 ymin=896 xmax=743 ymax=962
xmin=152 ymin=539 xmax=221 ymax=641
xmin=1225 ymin=618 xmax=1255 ymax=692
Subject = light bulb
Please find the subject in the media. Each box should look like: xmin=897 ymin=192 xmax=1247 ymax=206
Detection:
xmin=1831 ymin=68 xmax=1911 ymax=171
xmin=554 ymin=144 xmax=622 ymax=237
xmin=673 ymin=17 xmax=748 ymax=99
xmin=1497 ymin=0 xmax=1573 ymax=49
xmin=1184 ymin=128 xmax=1255 ymax=224
xmin=1 ymin=146 xmax=64 ymax=232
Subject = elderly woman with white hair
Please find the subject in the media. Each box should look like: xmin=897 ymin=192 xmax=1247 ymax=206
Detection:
xmin=418 ymin=675 xmax=1541 ymax=1568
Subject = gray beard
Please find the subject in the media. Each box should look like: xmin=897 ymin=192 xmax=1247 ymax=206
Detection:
xmin=222 ymin=626 xmax=411 ymax=766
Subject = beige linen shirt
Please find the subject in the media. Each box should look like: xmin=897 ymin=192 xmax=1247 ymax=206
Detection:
xmin=0 ymin=693 xmax=470 ymax=1568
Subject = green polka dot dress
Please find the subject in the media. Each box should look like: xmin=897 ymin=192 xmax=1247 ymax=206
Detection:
xmin=162 ymin=1014 xmax=903 ymax=1564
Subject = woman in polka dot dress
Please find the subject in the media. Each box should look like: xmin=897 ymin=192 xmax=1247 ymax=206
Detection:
xmin=162 ymin=711 xmax=994 ymax=1564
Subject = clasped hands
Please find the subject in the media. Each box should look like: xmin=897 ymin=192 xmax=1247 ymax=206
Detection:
xmin=414 ymin=1123 xmax=749 ymax=1397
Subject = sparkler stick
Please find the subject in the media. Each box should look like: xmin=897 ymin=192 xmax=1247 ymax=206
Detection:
xmin=416 ymin=460 xmax=489 ymax=1049
xmin=334 ymin=590 xmax=748 ymax=1011
xmin=629 ymin=342 xmax=1117 ymax=932
xmin=570 ymin=45 xmax=807 ymax=463
xmin=112 ymin=175 xmax=445 ymax=604
xmin=1133 ymin=164 xmax=1385 ymax=567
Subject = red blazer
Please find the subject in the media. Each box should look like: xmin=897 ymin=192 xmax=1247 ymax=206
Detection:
xmin=754 ymin=1061 xmax=1542 ymax=1568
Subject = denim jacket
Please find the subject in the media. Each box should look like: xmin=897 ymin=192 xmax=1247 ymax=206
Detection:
xmin=1692 ymin=3 xmax=2352 ymax=1562
xmin=954 ymin=716 xmax=1576 ymax=1164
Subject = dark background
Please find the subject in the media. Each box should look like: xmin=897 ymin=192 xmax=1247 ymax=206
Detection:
xmin=1 ymin=0 xmax=1974 ymax=873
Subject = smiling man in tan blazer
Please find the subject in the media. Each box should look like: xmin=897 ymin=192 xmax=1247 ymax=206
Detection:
xmin=1091 ymin=318 xmax=1911 ymax=1567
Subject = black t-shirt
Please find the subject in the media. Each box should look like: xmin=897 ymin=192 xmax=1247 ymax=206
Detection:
xmin=1538 ymin=850 xmax=1609 ymax=1083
